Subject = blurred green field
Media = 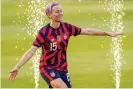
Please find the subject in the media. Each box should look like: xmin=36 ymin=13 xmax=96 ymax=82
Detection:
xmin=1 ymin=0 xmax=133 ymax=88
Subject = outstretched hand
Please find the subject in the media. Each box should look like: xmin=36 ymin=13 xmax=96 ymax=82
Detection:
xmin=107 ymin=32 xmax=122 ymax=37
xmin=9 ymin=67 xmax=19 ymax=82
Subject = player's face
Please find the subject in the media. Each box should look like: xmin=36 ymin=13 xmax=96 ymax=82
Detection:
xmin=49 ymin=5 xmax=63 ymax=22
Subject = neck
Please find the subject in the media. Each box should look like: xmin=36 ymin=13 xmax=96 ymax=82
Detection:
xmin=50 ymin=20 xmax=60 ymax=29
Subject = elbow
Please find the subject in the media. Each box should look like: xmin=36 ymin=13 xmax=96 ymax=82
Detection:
xmin=86 ymin=30 xmax=93 ymax=35
xmin=29 ymin=51 xmax=35 ymax=56
xmin=25 ymin=50 xmax=35 ymax=58
xmin=81 ymin=29 xmax=94 ymax=35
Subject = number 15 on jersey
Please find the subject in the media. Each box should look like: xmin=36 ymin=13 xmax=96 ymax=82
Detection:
xmin=50 ymin=42 xmax=57 ymax=51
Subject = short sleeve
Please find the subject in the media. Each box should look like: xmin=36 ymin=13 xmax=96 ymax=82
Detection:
xmin=33 ymin=30 xmax=45 ymax=47
xmin=67 ymin=23 xmax=81 ymax=36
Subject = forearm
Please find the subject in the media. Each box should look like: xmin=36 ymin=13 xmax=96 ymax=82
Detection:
xmin=15 ymin=51 xmax=33 ymax=69
xmin=81 ymin=28 xmax=110 ymax=36
xmin=15 ymin=46 xmax=38 ymax=69
xmin=88 ymin=29 xmax=109 ymax=36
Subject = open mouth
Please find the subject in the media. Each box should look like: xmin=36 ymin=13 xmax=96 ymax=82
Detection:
xmin=57 ymin=16 xmax=62 ymax=19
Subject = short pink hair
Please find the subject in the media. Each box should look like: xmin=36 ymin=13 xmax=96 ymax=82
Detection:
xmin=45 ymin=2 xmax=59 ymax=15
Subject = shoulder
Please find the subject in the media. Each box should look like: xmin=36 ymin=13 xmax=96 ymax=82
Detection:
xmin=62 ymin=21 xmax=70 ymax=25
xmin=39 ymin=24 xmax=49 ymax=33
xmin=40 ymin=24 xmax=49 ymax=30
xmin=61 ymin=21 xmax=71 ymax=27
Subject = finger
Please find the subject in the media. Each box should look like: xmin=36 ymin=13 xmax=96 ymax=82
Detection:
xmin=12 ymin=77 xmax=15 ymax=81
xmin=9 ymin=74 xmax=12 ymax=81
xmin=9 ymin=73 xmax=15 ymax=81
xmin=10 ymin=73 xmax=14 ymax=77
xmin=9 ymin=76 xmax=15 ymax=82
xmin=117 ymin=33 xmax=123 ymax=35
xmin=9 ymin=76 xmax=13 ymax=81
xmin=9 ymin=72 xmax=17 ymax=79
xmin=9 ymin=74 xmax=14 ymax=80
xmin=112 ymin=35 xmax=118 ymax=37
xmin=9 ymin=77 xmax=11 ymax=81
xmin=11 ymin=73 xmax=17 ymax=80
xmin=118 ymin=33 xmax=122 ymax=35
xmin=116 ymin=34 xmax=122 ymax=37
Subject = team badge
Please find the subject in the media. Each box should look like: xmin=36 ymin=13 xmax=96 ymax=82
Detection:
xmin=57 ymin=35 xmax=62 ymax=42
xmin=63 ymin=33 xmax=67 ymax=40
xmin=50 ymin=72 xmax=55 ymax=77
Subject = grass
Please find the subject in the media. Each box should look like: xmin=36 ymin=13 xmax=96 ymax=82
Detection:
xmin=1 ymin=0 xmax=133 ymax=88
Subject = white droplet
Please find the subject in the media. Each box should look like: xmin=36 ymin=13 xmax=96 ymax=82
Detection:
xmin=98 ymin=25 xmax=101 ymax=27
xmin=122 ymin=35 xmax=126 ymax=38
xmin=24 ymin=38 xmax=26 ymax=40
xmin=104 ymin=20 xmax=106 ymax=22
xmin=16 ymin=57 xmax=19 ymax=60
xmin=18 ymin=5 xmax=21 ymax=7
xmin=101 ymin=45 xmax=103 ymax=48
xmin=78 ymin=0 xmax=81 ymax=2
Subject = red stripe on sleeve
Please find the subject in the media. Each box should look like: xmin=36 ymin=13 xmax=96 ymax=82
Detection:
xmin=42 ymin=27 xmax=46 ymax=34
xmin=71 ymin=25 xmax=75 ymax=36
xmin=77 ymin=27 xmax=81 ymax=34
xmin=33 ymin=40 xmax=40 ymax=46
xmin=39 ymin=62 xmax=44 ymax=67
xmin=37 ymin=34 xmax=45 ymax=43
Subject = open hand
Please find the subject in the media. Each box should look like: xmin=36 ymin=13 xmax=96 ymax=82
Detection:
xmin=9 ymin=67 xmax=19 ymax=82
xmin=107 ymin=32 xmax=122 ymax=37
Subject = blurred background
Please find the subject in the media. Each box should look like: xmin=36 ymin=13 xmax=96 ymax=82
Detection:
xmin=1 ymin=0 xmax=133 ymax=88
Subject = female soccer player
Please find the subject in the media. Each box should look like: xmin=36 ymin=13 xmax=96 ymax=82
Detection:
xmin=9 ymin=1 xmax=121 ymax=88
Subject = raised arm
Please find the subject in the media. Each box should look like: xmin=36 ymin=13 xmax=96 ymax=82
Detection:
xmin=9 ymin=45 xmax=38 ymax=82
xmin=80 ymin=28 xmax=121 ymax=37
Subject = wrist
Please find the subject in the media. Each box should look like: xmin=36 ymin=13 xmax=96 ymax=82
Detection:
xmin=104 ymin=32 xmax=110 ymax=36
xmin=16 ymin=64 xmax=21 ymax=69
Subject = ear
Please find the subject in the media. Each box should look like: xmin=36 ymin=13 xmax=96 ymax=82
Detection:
xmin=47 ymin=13 xmax=52 ymax=19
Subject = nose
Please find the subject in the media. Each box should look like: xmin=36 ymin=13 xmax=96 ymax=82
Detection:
xmin=59 ymin=11 xmax=63 ymax=15
xmin=59 ymin=12 xmax=62 ymax=15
